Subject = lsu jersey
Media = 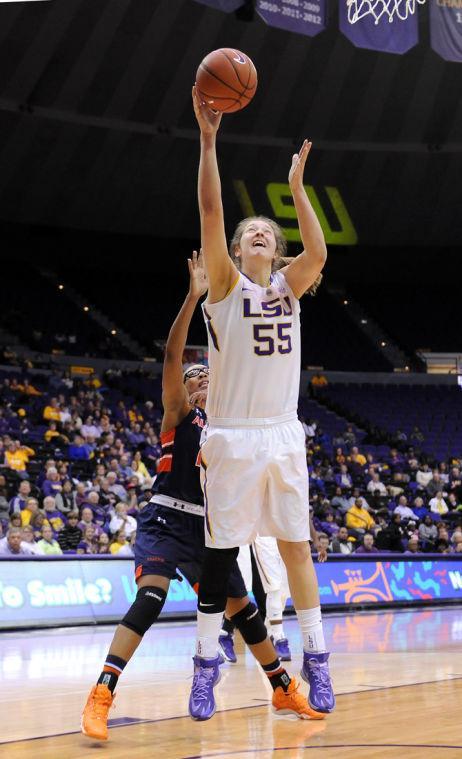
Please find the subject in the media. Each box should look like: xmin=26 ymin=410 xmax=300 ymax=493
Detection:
xmin=202 ymin=271 xmax=301 ymax=421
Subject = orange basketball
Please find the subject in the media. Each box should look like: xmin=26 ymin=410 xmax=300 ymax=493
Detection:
xmin=195 ymin=48 xmax=257 ymax=114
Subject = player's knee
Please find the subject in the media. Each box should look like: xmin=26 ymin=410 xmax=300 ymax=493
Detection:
xmin=121 ymin=586 xmax=167 ymax=637
xmin=231 ymin=602 xmax=268 ymax=646
xmin=278 ymin=540 xmax=310 ymax=566
xmin=198 ymin=547 xmax=239 ymax=612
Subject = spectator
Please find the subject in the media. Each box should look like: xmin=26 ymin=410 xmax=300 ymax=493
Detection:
xmin=4 ymin=440 xmax=35 ymax=475
xmin=393 ymin=496 xmax=416 ymax=521
xmin=43 ymin=397 xmax=61 ymax=421
xmin=405 ymin=536 xmax=420 ymax=554
xmin=30 ymin=511 xmax=48 ymax=540
xmin=83 ymin=490 xmax=109 ymax=531
xmin=375 ymin=513 xmax=404 ymax=552
xmin=346 ymin=498 xmax=375 ymax=534
xmin=349 ymin=446 xmax=367 ymax=467
xmin=331 ymin=487 xmax=350 ymax=513
xmin=418 ymin=514 xmax=438 ymax=549
xmin=77 ymin=525 xmax=98 ymax=554
xmin=55 ymin=480 xmax=77 ymax=514
xmin=57 ymin=512 xmax=82 ymax=552
xmin=0 ymin=527 xmax=36 ymax=555
xmin=97 ymin=532 xmax=111 ymax=554
xmin=335 ymin=465 xmax=353 ymax=490
xmin=21 ymin=524 xmax=40 ymax=553
xmin=109 ymin=502 xmax=137 ymax=538
xmin=453 ymin=534 xmax=462 ymax=553
xmin=0 ymin=474 xmax=9 ymax=522
xmin=427 ymin=472 xmax=446 ymax=499
xmin=20 ymin=497 xmax=40 ymax=527
xmin=9 ymin=480 xmax=31 ymax=514
xmin=106 ymin=471 xmax=127 ymax=502
xmin=416 ymin=463 xmax=432 ymax=490
xmin=36 ymin=524 xmax=63 ymax=555
xmin=411 ymin=496 xmax=428 ymax=521
xmin=347 ymin=488 xmax=370 ymax=511
xmin=81 ymin=416 xmax=102 ymax=440
xmin=42 ymin=496 xmax=66 ymax=532
xmin=78 ymin=506 xmax=101 ymax=537
xmin=331 ymin=526 xmax=354 ymax=555
xmin=367 ymin=472 xmax=387 ymax=496
xmin=355 ymin=533 xmax=379 ymax=554
xmin=68 ymin=434 xmax=93 ymax=461
xmin=118 ymin=454 xmax=133 ymax=480
xmin=41 ymin=467 xmax=63 ymax=498
xmin=109 ymin=529 xmax=130 ymax=555
xmin=117 ymin=531 xmax=136 ymax=557
xmin=429 ymin=491 xmax=449 ymax=517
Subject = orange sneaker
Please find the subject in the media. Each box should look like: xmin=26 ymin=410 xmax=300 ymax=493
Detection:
xmin=272 ymin=677 xmax=326 ymax=720
xmin=81 ymin=684 xmax=115 ymax=740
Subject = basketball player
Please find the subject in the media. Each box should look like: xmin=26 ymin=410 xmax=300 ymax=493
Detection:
xmin=188 ymin=87 xmax=335 ymax=720
xmin=81 ymin=253 xmax=318 ymax=740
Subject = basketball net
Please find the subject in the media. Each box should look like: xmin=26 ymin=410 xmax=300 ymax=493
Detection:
xmin=347 ymin=0 xmax=426 ymax=24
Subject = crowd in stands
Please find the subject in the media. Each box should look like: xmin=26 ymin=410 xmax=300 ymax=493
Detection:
xmin=1 ymin=366 xmax=462 ymax=559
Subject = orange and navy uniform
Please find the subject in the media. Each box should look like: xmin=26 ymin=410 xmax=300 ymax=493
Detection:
xmin=153 ymin=408 xmax=206 ymax=506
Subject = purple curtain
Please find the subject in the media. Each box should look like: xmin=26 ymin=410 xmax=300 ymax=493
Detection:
xmin=256 ymin=0 xmax=326 ymax=37
xmin=339 ymin=0 xmax=420 ymax=53
xmin=430 ymin=0 xmax=462 ymax=61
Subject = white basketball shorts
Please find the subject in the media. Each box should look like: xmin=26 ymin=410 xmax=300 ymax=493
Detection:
xmin=200 ymin=416 xmax=310 ymax=549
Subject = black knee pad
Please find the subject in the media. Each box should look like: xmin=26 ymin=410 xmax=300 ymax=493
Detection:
xmin=231 ymin=601 xmax=268 ymax=646
xmin=198 ymin=547 xmax=239 ymax=614
xmin=121 ymin=586 xmax=167 ymax=637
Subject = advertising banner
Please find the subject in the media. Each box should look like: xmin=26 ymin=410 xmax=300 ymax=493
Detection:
xmin=339 ymin=1 xmax=420 ymax=53
xmin=256 ymin=0 xmax=326 ymax=37
xmin=1 ymin=556 xmax=461 ymax=629
xmin=430 ymin=0 xmax=462 ymax=62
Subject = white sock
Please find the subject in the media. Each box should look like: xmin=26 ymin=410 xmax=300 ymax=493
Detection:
xmin=196 ymin=610 xmax=223 ymax=659
xmin=269 ymin=621 xmax=284 ymax=641
xmin=296 ymin=606 xmax=326 ymax=653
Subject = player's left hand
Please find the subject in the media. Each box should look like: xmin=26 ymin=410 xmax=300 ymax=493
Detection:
xmin=312 ymin=532 xmax=328 ymax=563
xmin=188 ymin=249 xmax=209 ymax=298
xmin=189 ymin=390 xmax=207 ymax=407
xmin=288 ymin=139 xmax=312 ymax=191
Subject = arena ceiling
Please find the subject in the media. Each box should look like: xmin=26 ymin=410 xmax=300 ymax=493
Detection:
xmin=0 ymin=0 xmax=461 ymax=247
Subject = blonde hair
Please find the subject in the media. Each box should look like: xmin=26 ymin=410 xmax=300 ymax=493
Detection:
xmin=229 ymin=217 xmax=322 ymax=296
xmin=229 ymin=216 xmax=287 ymax=271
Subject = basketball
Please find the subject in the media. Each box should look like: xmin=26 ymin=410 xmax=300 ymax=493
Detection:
xmin=195 ymin=48 xmax=257 ymax=113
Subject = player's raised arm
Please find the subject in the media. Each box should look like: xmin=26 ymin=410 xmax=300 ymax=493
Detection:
xmin=283 ymin=141 xmax=327 ymax=300
xmin=192 ymin=87 xmax=238 ymax=303
xmin=162 ymin=251 xmax=208 ymax=425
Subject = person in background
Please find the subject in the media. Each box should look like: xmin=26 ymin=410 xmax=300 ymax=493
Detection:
xmin=55 ymin=480 xmax=77 ymax=514
xmin=0 ymin=527 xmax=36 ymax=555
xmin=109 ymin=502 xmax=137 ymax=539
xmin=36 ymin=524 xmax=63 ymax=555
xmin=20 ymin=497 xmax=40 ymax=527
xmin=331 ymin=526 xmax=354 ymax=555
xmin=109 ymin=529 xmax=129 ymax=555
xmin=97 ymin=532 xmax=111 ymax=554
xmin=355 ymin=533 xmax=379 ymax=554
xmin=58 ymin=513 xmax=82 ymax=552
xmin=8 ymin=480 xmax=32 ymax=514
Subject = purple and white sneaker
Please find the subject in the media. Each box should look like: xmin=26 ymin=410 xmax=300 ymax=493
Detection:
xmin=218 ymin=634 xmax=237 ymax=663
xmin=273 ymin=637 xmax=292 ymax=662
xmin=189 ymin=655 xmax=221 ymax=721
xmin=300 ymin=651 xmax=335 ymax=713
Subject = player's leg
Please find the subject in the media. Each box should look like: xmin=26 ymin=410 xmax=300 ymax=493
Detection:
xmin=225 ymin=569 xmax=323 ymax=720
xmin=81 ymin=574 xmax=169 ymax=740
xmin=277 ymin=541 xmax=334 ymax=713
xmin=266 ymin=420 xmax=335 ymax=714
xmin=82 ymin=502 xmax=178 ymax=740
xmin=218 ymin=546 xmax=252 ymax=663
xmin=253 ymin=536 xmax=291 ymax=661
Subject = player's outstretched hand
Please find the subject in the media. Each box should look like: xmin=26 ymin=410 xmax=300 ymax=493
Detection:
xmin=288 ymin=139 xmax=312 ymax=192
xmin=188 ymin=249 xmax=209 ymax=299
xmin=192 ymin=85 xmax=222 ymax=136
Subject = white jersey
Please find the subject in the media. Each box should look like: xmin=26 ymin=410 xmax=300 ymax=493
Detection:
xmin=202 ymin=271 xmax=301 ymax=422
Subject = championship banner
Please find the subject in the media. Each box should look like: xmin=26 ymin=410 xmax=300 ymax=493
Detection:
xmin=256 ymin=0 xmax=326 ymax=37
xmin=192 ymin=0 xmax=246 ymax=11
xmin=339 ymin=0 xmax=420 ymax=53
xmin=430 ymin=0 xmax=462 ymax=62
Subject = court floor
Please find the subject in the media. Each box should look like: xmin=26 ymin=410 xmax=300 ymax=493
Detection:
xmin=1 ymin=606 xmax=462 ymax=758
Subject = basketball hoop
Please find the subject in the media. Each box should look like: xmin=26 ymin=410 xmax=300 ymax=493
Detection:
xmin=347 ymin=0 xmax=426 ymax=24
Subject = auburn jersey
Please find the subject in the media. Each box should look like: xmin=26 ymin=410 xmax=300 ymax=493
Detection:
xmin=152 ymin=407 xmax=206 ymax=506
xmin=202 ymin=271 xmax=301 ymax=421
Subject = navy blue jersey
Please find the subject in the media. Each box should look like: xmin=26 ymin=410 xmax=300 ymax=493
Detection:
xmin=152 ymin=407 xmax=206 ymax=506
